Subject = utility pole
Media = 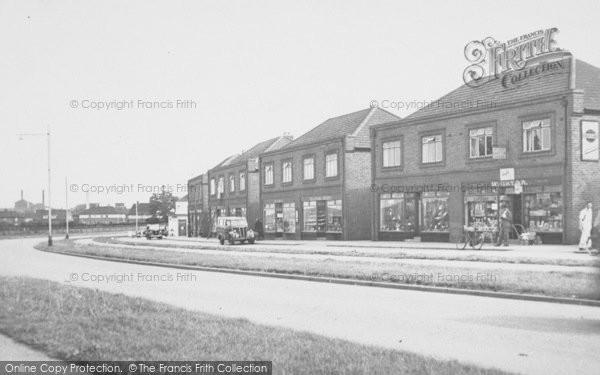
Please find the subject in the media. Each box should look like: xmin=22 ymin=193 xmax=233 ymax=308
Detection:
xmin=65 ymin=177 xmax=69 ymax=239
xmin=18 ymin=125 xmax=53 ymax=246
xmin=135 ymin=201 xmax=139 ymax=234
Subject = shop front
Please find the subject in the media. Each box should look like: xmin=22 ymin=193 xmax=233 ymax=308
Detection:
xmin=301 ymin=198 xmax=342 ymax=240
xmin=491 ymin=177 xmax=563 ymax=244
xmin=264 ymin=201 xmax=297 ymax=239
xmin=378 ymin=191 xmax=450 ymax=242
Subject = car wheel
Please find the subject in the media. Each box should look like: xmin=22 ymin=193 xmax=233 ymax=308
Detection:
xmin=219 ymin=237 xmax=225 ymax=245
xmin=228 ymin=239 xmax=235 ymax=245
xmin=248 ymin=238 xmax=255 ymax=244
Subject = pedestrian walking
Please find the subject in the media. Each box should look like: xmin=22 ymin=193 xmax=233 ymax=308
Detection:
xmin=578 ymin=202 xmax=593 ymax=252
xmin=495 ymin=203 xmax=512 ymax=247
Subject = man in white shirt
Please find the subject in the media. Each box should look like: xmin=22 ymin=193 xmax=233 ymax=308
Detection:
xmin=579 ymin=202 xmax=593 ymax=251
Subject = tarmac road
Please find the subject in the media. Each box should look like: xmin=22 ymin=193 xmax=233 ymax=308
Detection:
xmin=1 ymin=237 xmax=599 ymax=375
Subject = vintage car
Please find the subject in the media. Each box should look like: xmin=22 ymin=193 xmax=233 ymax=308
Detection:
xmin=144 ymin=224 xmax=164 ymax=240
xmin=215 ymin=216 xmax=255 ymax=245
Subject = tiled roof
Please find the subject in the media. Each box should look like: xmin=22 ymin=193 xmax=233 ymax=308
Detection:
xmin=575 ymin=59 xmax=600 ymax=111
xmin=404 ymin=54 xmax=573 ymax=122
xmin=212 ymin=136 xmax=293 ymax=171
xmin=282 ymin=107 xmax=400 ymax=150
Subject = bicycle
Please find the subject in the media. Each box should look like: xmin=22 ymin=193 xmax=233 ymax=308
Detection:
xmin=456 ymin=225 xmax=484 ymax=250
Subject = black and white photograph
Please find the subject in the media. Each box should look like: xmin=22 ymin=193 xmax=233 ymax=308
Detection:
xmin=1 ymin=1 xmax=600 ymax=374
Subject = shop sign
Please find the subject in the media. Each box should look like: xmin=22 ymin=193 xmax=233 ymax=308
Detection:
xmin=499 ymin=168 xmax=514 ymax=181
xmin=514 ymin=180 xmax=523 ymax=194
xmin=492 ymin=147 xmax=507 ymax=159
xmin=491 ymin=179 xmax=527 ymax=188
xmin=581 ymin=121 xmax=599 ymax=161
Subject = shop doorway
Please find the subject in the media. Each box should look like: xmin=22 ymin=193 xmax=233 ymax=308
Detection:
xmin=502 ymin=194 xmax=523 ymax=238
xmin=316 ymin=200 xmax=327 ymax=238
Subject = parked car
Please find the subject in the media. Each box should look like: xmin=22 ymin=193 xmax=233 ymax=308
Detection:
xmin=145 ymin=224 xmax=163 ymax=240
xmin=215 ymin=216 xmax=255 ymax=245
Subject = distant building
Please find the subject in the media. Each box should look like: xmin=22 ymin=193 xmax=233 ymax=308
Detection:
xmin=78 ymin=206 xmax=127 ymax=225
xmin=127 ymin=203 xmax=153 ymax=224
xmin=207 ymin=135 xmax=293 ymax=234
xmin=168 ymin=196 xmax=188 ymax=237
xmin=187 ymin=173 xmax=210 ymax=237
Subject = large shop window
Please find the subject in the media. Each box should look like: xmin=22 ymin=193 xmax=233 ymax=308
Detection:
xmin=469 ymin=127 xmax=493 ymax=158
xmin=524 ymin=192 xmax=562 ymax=232
xmin=327 ymin=200 xmax=342 ymax=232
xmin=264 ymin=204 xmax=276 ymax=232
xmin=523 ymin=118 xmax=551 ymax=152
xmin=422 ymin=135 xmax=443 ymax=163
xmin=379 ymin=193 xmax=418 ymax=232
xmin=264 ymin=164 xmax=274 ymax=185
xmin=465 ymin=195 xmax=498 ymax=230
xmin=283 ymin=203 xmax=296 ymax=233
xmin=380 ymin=194 xmax=404 ymax=231
xmin=383 ymin=140 xmax=401 ymax=167
xmin=421 ymin=192 xmax=450 ymax=232
xmin=303 ymin=201 xmax=317 ymax=232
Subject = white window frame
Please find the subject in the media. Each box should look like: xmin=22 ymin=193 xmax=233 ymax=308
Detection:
xmin=210 ymin=178 xmax=216 ymax=196
xmin=264 ymin=164 xmax=274 ymax=185
xmin=239 ymin=172 xmax=246 ymax=191
xmin=422 ymin=134 xmax=443 ymax=164
xmin=382 ymin=140 xmax=401 ymax=167
xmin=303 ymin=157 xmax=315 ymax=180
xmin=229 ymin=175 xmax=235 ymax=193
xmin=469 ymin=127 xmax=493 ymax=158
xmin=282 ymin=161 xmax=292 ymax=183
xmin=325 ymin=153 xmax=338 ymax=177
xmin=523 ymin=118 xmax=551 ymax=152
xmin=217 ymin=177 xmax=224 ymax=196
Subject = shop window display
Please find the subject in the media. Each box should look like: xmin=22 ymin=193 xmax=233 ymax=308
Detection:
xmin=422 ymin=192 xmax=450 ymax=232
xmin=264 ymin=204 xmax=276 ymax=232
xmin=465 ymin=196 xmax=498 ymax=230
xmin=327 ymin=200 xmax=342 ymax=232
xmin=524 ymin=192 xmax=562 ymax=232
xmin=283 ymin=203 xmax=296 ymax=233
xmin=303 ymin=201 xmax=317 ymax=232
xmin=380 ymin=194 xmax=404 ymax=231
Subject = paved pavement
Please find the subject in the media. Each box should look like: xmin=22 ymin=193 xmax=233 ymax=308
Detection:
xmin=1 ymin=237 xmax=600 ymax=375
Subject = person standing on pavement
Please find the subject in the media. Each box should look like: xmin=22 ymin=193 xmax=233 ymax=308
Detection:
xmin=495 ymin=203 xmax=512 ymax=247
xmin=254 ymin=218 xmax=264 ymax=241
xmin=578 ymin=202 xmax=593 ymax=251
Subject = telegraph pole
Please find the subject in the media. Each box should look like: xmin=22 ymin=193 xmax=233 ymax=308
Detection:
xmin=65 ymin=177 xmax=69 ymax=239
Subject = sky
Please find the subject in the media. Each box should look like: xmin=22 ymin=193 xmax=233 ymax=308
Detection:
xmin=1 ymin=0 xmax=599 ymax=209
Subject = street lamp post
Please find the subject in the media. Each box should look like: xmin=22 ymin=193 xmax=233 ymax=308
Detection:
xmin=18 ymin=125 xmax=53 ymax=246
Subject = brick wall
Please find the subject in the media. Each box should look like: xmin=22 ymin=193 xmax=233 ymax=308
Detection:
xmin=343 ymin=150 xmax=373 ymax=240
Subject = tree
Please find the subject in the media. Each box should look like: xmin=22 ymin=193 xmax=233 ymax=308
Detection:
xmin=148 ymin=189 xmax=177 ymax=224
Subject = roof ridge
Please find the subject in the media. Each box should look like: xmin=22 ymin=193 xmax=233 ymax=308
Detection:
xmin=350 ymin=107 xmax=377 ymax=136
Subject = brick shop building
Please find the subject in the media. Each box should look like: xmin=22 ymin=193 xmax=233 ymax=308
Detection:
xmin=371 ymin=54 xmax=600 ymax=244
xmin=187 ymin=173 xmax=209 ymax=237
xmin=207 ymin=135 xmax=293 ymax=234
xmin=260 ymin=107 xmax=399 ymax=240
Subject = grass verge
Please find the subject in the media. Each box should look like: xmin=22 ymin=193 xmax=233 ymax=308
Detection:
xmin=97 ymin=236 xmax=600 ymax=268
xmin=38 ymin=240 xmax=600 ymax=300
xmin=0 ymin=276 xmax=511 ymax=374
